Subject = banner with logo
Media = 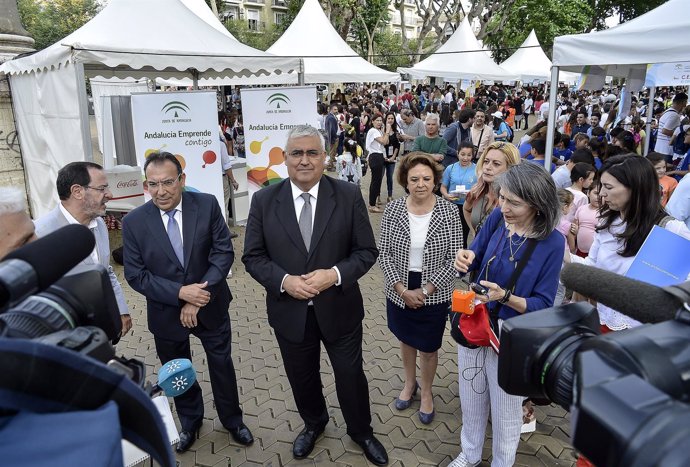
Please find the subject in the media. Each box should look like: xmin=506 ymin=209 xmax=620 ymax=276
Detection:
xmin=645 ymin=61 xmax=690 ymax=87
xmin=130 ymin=91 xmax=225 ymax=219
xmin=240 ymin=86 xmax=319 ymax=201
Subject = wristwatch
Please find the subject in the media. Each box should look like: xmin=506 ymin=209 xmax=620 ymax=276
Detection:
xmin=421 ymin=286 xmax=429 ymax=298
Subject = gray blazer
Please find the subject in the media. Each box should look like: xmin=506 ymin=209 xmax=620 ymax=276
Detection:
xmin=34 ymin=206 xmax=129 ymax=315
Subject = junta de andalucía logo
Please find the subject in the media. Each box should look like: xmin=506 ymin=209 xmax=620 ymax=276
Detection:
xmin=161 ymin=101 xmax=190 ymax=118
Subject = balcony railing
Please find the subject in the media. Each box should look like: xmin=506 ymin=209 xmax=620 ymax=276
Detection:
xmin=272 ymin=0 xmax=287 ymax=7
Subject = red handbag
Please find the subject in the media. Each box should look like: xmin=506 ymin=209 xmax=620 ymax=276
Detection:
xmin=459 ymin=303 xmax=500 ymax=353
xmin=457 ymin=238 xmax=537 ymax=354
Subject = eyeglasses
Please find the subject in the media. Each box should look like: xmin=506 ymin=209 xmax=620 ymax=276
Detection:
xmin=145 ymin=174 xmax=182 ymax=189
xmin=84 ymin=185 xmax=110 ymax=193
xmin=287 ymin=150 xmax=323 ymax=159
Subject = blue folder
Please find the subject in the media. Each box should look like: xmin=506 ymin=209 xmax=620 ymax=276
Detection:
xmin=625 ymin=226 xmax=690 ymax=287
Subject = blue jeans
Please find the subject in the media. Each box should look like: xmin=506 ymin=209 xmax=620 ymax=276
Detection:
xmin=384 ymin=162 xmax=396 ymax=196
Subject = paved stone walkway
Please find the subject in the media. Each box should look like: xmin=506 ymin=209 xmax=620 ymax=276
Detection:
xmin=115 ymin=149 xmax=576 ymax=467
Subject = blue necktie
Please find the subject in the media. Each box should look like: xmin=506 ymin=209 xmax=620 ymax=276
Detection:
xmin=165 ymin=209 xmax=184 ymax=266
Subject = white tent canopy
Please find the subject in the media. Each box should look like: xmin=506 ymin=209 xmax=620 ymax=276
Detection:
xmin=544 ymin=0 xmax=689 ymax=164
xmin=500 ymin=29 xmax=578 ymax=84
xmin=552 ymin=0 xmax=689 ymax=77
xmin=0 ymin=0 xmax=300 ymax=80
xmin=0 ymin=0 xmax=301 ymax=218
xmin=264 ymin=0 xmax=399 ymax=83
xmin=398 ymin=17 xmax=517 ymax=82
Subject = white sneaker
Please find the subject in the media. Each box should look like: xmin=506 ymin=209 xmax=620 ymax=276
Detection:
xmin=447 ymin=454 xmax=480 ymax=467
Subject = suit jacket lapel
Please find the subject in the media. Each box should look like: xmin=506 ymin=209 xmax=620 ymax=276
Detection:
xmin=309 ymin=178 xmax=335 ymax=259
xmin=275 ymin=180 xmax=308 ymax=256
xmin=181 ymin=192 xmax=198 ymax=269
xmin=144 ymin=201 xmax=183 ymax=269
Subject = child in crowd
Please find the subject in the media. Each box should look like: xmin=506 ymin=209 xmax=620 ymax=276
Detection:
xmin=336 ymin=138 xmax=363 ymax=186
xmin=588 ymin=135 xmax=607 ymax=169
xmin=555 ymin=189 xmax=576 ymax=305
xmin=573 ymin=185 xmax=600 ymax=258
xmin=566 ymin=163 xmax=595 ymax=221
xmin=553 ymin=134 xmax=572 ymax=163
xmin=525 ymin=138 xmax=557 ymax=172
xmin=646 ymin=151 xmax=678 ymax=206
xmin=551 ymin=148 xmax=596 ymax=189
xmin=572 ymin=133 xmax=590 ymax=151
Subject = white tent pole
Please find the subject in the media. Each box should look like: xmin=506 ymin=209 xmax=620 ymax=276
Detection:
xmin=298 ymin=58 xmax=305 ymax=86
xmin=643 ymin=86 xmax=655 ymax=156
xmin=75 ymin=63 xmax=94 ymax=162
xmin=544 ymin=66 xmax=559 ymax=171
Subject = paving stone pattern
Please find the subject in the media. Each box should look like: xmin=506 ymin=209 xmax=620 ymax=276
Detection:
xmin=115 ymin=155 xmax=576 ymax=467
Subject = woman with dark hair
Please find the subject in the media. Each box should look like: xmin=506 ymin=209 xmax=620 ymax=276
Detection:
xmin=614 ymin=130 xmax=637 ymax=153
xmin=379 ymin=153 xmax=461 ymax=425
xmin=567 ymin=155 xmax=690 ymax=332
xmin=383 ymin=112 xmax=402 ymax=203
xmin=366 ymin=113 xmax=391 ymax=213
xmin=451 ymin=162 xmax=565 ymax=467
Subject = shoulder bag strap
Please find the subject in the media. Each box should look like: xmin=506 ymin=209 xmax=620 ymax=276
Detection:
xmin=491 ymin=237 xmax=537 ymax=319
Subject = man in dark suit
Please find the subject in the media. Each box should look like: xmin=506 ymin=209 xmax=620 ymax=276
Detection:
xmin=123 ymin=152 xmax=252 ymax=453
xmin=242 ymin=125 xmax=388 ymax=465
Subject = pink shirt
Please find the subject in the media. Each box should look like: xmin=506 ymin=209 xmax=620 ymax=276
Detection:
xmin=574 ymin=204 xmax=598 ymax=253
xmin=556 ymin=217 xmax=571 ymax=248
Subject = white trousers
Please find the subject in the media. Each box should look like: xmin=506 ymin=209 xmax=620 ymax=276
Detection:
xmin=457 ymin=345 xmax=524 ymax=467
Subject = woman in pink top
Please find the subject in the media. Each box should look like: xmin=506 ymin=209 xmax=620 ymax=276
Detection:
xmin=573 ymin=186 xmax=600 ymax=257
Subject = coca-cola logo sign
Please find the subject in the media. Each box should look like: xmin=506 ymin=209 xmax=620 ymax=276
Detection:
xmin=116 ymin=179 xmax=140 ymax=188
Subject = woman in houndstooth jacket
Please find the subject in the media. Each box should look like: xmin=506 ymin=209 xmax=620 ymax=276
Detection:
xmin=378 ymin=152 xmax=462 ymax=425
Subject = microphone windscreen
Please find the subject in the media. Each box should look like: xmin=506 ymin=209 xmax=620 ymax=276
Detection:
xmin=561 ymin=263 xmax=680 ymax=324
xmin=157 ymin=359 xmax=197 ymax=397
xmin=5 ymin=224 xmax=95 ymax=290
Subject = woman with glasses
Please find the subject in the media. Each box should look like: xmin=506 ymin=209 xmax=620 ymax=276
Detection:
xmin=378 ymin=153 xmax=461 ymax=425
xmin=450 ymin=162 xmax=564 ymax=467
xmin=463 ymin=142 xmax=521 ymax=238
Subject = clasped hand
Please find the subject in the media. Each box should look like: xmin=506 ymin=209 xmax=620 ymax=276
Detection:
xmin=283 ymin=269 xmax=337 ymax=300
xmin=179 ymin=281 xmax=210 ymax=308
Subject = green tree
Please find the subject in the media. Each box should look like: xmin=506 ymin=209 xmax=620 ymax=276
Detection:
xmin=17 ymin=0 xmax=100 ymax=51
xmin=588 ymin=0 xmax=665 ymax=31
xmin=349 ymin=0 xmax=390 ymax=62
xmin=482 ymin=0 xmax=593 ymax=63
xmin=223 ymin=18 xmax=282 ymax=51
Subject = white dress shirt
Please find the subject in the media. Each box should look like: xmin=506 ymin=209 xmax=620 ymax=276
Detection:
xmin=59 ymin=203 xmax=99 ymax=264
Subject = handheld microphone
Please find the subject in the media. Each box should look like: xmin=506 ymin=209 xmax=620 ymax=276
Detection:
xmin=151 ymin=359 xmax=197 ymax=397
xmin=0 ymin=224 xmax=96 ymax=307
xmin=560 ymin=263 xmax=688 ymax=324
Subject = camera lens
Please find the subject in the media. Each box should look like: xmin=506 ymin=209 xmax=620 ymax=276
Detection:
xmin=0 ymin=292 xmax=78 ymax=339
xmin=541 ymin=334 xmax=588 ymax=408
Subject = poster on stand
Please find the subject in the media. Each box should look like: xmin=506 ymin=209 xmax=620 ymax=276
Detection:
xmin=241 ymin=86 xmax=319 ymax=202
xmin=130 ymin=91 xmax=225 ymax=219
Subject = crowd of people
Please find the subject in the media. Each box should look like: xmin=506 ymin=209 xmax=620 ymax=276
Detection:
xmin=2 ymin=80 xmax=690 ymax=467
xmin=302 ymin=82 xmax=690 ymax=466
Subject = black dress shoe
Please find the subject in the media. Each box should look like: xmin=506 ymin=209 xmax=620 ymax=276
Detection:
xmin=293 ymin=425 xmax=325 ymax=459
xmin=228 ymin=423 xmax=254 ymax=446
xmin=176 ymin=428 xmax=199 ymax=453
xmin=353 ymin=435 xmax=388 ymax=466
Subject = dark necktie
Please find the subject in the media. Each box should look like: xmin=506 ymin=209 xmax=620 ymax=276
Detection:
xmin=165 ymin=209 xmax=184 ymax=266
xmin=298 ymin=193 xmax=312 ymax=251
